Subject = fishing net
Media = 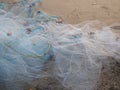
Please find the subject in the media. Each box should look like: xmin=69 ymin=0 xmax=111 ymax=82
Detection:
xmin=0 ymin=0 xmax=120 ymax=90
xmin=0 ymin=11 xmax=53 ymax=90
xmin=48 ymin=21 xmax=120 ymax=90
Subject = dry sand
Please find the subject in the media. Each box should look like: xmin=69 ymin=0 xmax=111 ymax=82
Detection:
xmin=1 ymin=0 xmax=120 ymax=24
xmin=39 ymin=0 xmax=120 ymax=37
xmin=39 ymin=0 xmax=120 ymax=24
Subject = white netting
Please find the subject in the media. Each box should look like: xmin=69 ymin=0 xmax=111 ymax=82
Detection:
xmin=45 ymin=21 xmax=120 ymax=90
xmin=0 ymin=1 xmax=120 ymax=90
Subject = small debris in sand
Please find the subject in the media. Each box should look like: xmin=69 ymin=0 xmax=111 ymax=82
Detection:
xmin=12 ymin=0 xmax=17 ymax=4
xmin=92 ymin=2 xmax=97 ymax=5
xmin=111 ymin=26 xmax=120 ymax=30
xmin=56 ymin=17 xmax=63 ymax=23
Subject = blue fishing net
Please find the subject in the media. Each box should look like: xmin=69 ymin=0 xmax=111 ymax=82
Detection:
xmin=0 ymin=3 xmax=4 ymax=9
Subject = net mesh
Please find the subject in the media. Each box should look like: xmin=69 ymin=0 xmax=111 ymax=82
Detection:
xmin=0 ymin=0 xmax=120 ymax=90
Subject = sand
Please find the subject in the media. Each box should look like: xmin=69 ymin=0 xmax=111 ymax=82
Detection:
xmin=1 ymin=0 xmax=120 ymax=24
xmin=39 ymin=0 xmax=120 ymax=24
xmin=39 ymin=0 xmax=120 ymax=36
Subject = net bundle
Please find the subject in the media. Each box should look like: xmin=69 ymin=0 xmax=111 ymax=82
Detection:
xmin=0 ymin=0 xmax=120 ymax=90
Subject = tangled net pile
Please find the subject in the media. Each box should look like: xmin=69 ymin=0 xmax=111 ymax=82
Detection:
xmin=0 ymin=0 xmax=120 ymax=90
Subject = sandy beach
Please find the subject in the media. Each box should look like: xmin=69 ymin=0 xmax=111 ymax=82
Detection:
xmin=1 ymin=0 xmax=120 ymax=24
xmin=39 ymin=0 xmax=120 ymax=24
